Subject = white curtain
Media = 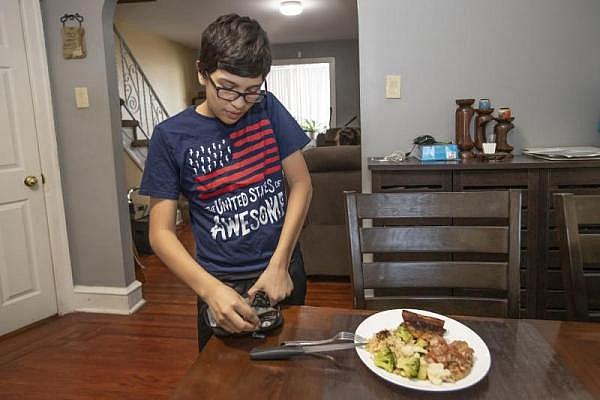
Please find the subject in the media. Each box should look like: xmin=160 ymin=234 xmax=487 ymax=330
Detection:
xmin=268 ymin=62 xmax=331 ymax=133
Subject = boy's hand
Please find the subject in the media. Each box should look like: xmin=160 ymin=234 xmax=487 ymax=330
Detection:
xmin=248 ymin=260 xmax=293 ymax=305
xmin=205 ymin=283 xmax=260 ymax=333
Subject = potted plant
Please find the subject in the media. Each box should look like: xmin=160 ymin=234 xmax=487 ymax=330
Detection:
xmin=300 ymin=119 xmax=324 ymax=139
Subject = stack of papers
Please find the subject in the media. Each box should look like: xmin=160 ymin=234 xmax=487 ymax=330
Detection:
xmin=523 ymin=146 xmax=600 ymax=160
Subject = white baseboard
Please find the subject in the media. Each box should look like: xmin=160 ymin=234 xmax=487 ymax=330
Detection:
xmin=73 ymin=280 xmax=146 ymax=315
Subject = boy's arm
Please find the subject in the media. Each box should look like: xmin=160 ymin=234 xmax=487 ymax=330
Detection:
xmin=148 ymin=197 xmax=259 ymax=332
xmin=248 ymin=150 xmax=312 ymax=303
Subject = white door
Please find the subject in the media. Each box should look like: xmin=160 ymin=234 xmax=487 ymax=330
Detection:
xmin=0 ymin=0 xmax=57 ymax=335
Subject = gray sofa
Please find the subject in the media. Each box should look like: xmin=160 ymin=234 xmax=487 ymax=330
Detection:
xmin=300 ymin=145 xmax=362 ymax=276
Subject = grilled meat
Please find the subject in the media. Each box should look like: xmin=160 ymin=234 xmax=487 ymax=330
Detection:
xmin=402 ymin=310 xmax=446 ymax=335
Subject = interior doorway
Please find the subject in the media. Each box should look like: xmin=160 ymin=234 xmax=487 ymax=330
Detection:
xmin=0 ymin=0 xmax=72 ymax=335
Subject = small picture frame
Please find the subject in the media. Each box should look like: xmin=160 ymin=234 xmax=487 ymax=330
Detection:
xmin=61 ymin=13 xmax=86 ymax=60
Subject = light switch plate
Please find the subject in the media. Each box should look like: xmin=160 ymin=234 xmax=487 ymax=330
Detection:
xmin=75 ymin=87 xmax=89 ymax=108
xmin=385 ymin=75 xmax=401 ymax=99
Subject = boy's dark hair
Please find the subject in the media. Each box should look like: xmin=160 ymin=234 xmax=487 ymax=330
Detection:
xmin=197 ymin=14 xmax=271 ymax=79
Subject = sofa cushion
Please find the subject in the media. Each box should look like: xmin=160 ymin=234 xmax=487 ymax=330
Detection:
xmin=316 ymin=127 xmax=361 ymax=147
xmin=308 ymin=171 xmax=361 ymax=225
xmin=300 ymin=225 xmax=351 ymax=276
xmin=303 ymin=145 xmax=361 ymax=172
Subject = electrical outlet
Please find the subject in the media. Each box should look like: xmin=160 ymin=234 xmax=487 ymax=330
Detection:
xmin=385 ymin=75 xmax=401 ymax=99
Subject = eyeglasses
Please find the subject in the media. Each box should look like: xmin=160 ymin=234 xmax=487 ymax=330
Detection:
xmin=205 ymin=73 xmax=267 ymax=104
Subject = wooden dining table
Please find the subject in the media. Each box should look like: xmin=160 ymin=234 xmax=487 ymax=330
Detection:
xmin=172 ymin=306 xmax=600 ymax=399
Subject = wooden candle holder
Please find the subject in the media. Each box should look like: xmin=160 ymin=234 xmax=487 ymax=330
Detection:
xmin=493 ymin=117 xmax=515 ymax=153
xmin=474 ymin=108 xmax=495 ymax=151
xmin=456 ymin=99 xmax=475 ymax=159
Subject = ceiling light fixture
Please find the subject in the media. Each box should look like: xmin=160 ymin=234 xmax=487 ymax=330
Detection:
xmin=280 ymin=1 xmax=303 ymax=16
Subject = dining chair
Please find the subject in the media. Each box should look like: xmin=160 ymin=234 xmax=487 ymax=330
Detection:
xmin=554 ymin=193 xmax=600 ymax=322
xmin=344 ymin=191 xmax=522 ymax=318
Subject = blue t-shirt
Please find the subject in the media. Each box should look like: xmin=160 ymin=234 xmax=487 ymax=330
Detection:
xmin=139 ymin=93 xmax=310 ymax=277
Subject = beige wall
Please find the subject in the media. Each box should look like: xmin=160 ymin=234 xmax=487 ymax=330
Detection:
xmin=114 ymin=19 xmax=201 ymax=115
xmin=123 ymin=152 xmax=143 ymax=190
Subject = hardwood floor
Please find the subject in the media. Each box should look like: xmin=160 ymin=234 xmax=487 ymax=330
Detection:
xmin=0 ymin=225 xmax=351 ymax=399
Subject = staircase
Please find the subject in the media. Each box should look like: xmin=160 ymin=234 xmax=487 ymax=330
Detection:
xmin=114 ymin=26 xmax=169 ymax=170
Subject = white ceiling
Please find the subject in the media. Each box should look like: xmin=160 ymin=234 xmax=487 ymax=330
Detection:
xmin=115 ymin=0 xmax=358 ymax=49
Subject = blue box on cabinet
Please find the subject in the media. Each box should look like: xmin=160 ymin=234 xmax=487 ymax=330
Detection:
xmin=414 ymin=144 xmax=459 ymax=161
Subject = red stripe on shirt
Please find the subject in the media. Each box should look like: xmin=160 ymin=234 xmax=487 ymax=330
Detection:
xmin=233 ymin=137 xmax=277 ymax=160
xmin=229 ymin=119 xmax=270 ymax=139
xmin=233 ymin=128 xmax=273 ymax=148
xmin=194 ymin=146 xmax=278 ymax=183
xmin=199 ymin=164 xmax=282 ymax=200
xmin=196 ymin=154 xmax=280 ymax=192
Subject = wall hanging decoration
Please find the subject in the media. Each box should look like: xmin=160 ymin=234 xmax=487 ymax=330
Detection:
xmin=61 ymin=13 xmax=86 ymax=59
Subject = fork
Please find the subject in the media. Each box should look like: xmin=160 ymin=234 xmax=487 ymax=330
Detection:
xmin=281 ymin=331 xmax=367 ymax=347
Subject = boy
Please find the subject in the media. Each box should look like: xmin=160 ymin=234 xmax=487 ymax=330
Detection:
xmin=139 ymin=14 xmax=312 ymax=349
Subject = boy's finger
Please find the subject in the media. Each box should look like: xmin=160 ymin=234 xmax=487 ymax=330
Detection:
xmin=234 ymin=301 xmax=260 ymax=326
xmin=246 ymin=287 xmax=255 ymax=299
xmin=246 ymin=286 xmax=259 ymax=298
xmin=246 ymin=286 xmax=265 ymax=305
xmin=231 ymin=316 xmax=256 ymax=333
xmin=220 ymin=311 xmax=255 ymax=333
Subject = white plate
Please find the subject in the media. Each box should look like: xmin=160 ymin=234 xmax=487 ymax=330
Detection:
xmin=355 ymin=309 xmax=491 ymax=392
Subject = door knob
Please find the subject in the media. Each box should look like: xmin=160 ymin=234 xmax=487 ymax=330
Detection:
xmin=24 ymin=175 xmax=39 ymax=187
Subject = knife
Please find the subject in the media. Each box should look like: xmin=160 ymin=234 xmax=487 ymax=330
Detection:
xmin=250 ymin=342 xmax=364 ymax=360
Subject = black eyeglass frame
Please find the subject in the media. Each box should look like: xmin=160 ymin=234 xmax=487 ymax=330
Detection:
xmin=205 ymin=73 xmax=267 ymax=104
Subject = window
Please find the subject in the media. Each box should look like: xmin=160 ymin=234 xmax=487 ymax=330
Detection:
xmin=268 ymin=58 xmax=335 ymax=135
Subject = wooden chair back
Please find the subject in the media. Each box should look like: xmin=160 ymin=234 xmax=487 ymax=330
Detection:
xmin=345 ymin=191 xmax=522 ymax=318
xmin=555 ymin=193 xmax=600 ymax=321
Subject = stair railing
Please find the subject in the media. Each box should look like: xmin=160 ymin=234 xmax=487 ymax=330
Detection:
xmin=114 ymin=26 xmax=169 ymax=141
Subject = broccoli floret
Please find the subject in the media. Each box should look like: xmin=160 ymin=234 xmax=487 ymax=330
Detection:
xmin=373 ymin=346 xmax=395 ymax=373
xmin=394 ymin=323 xmax=413 ymax=343
xmin=399 ymin=343 xmax=427 ymax=358
xmin=417 ymin=357 xmax=428 ymax=380
xmin=416 ymin=337 xmax=428 ymax=348
xmin=396 ymin=355 xmax=420 ymax=378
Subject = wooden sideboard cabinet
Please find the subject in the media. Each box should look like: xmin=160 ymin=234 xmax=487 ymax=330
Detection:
xmin=368 ymin=156 xmax=600 ymax=319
